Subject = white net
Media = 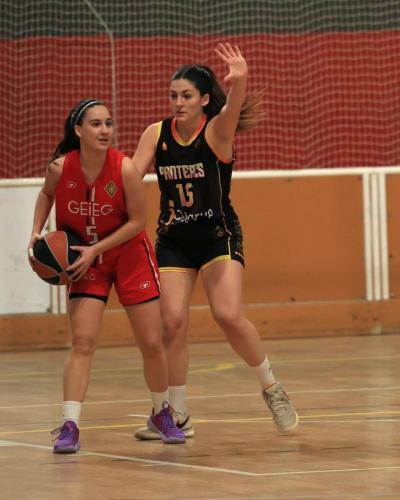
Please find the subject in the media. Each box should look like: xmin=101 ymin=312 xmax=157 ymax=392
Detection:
xmin=1 ymin=0 xmax=400 ymax=178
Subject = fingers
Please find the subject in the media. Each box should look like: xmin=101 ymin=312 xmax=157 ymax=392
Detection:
xmin=68 ymin=259 xmax=87 ymax=281
xmin=27 ymin=247 xmax=35 ymax=268
xmin=70 ymin=269 xmax=86 ymax=282
xmin=27 ymin=233 xmax=42 ymax=262
xmin=66 ymin=246 xmax=93 ymax=281
xmin=66 ymin=257 xmax=83 ymax=277
xmin=214 ymin=42 xmax=242 ymax=61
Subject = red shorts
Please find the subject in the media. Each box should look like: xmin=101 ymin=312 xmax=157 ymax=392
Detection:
xmin=69 ymin=231 xmax=160 ymax=306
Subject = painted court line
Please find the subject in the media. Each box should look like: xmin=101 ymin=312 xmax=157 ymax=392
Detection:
xmin=255 ymin=465 xmax=400 ymax=477
xmin=1 ymin=440 xmax=400 ymax=478
xmin=0 ymin=440 xmax=258 ymax=476
xmin=1 ymin=353 xmax=399 ymax=380
xmin=1 ymin=385 xmax=399 ymax=410
xmin=2 ymin=408 xmax=400 ymax=437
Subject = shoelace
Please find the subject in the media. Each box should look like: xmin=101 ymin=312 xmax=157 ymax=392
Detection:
xmin=266 ymin=390 xmax=289 ymax=416
xmin=157 ymin=402 xmax=180 ymax=432
xmin=51 ymin=423 xmax=72 ymax=441
xmin=162 ymin=408 xmax=177 ymax=431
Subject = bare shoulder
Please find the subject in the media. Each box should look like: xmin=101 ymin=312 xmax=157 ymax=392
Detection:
xmin=47 ymin=156 xmax=65 ymax=176
xmin=41 ymin=156 xmax=64 ymax=194
xmin=142 ymin=121 xmax=162 ymax=142
xmin=132 ymin=121 xmax=161 ymax=178
xmin=121 ymin=155 xmax=140 ymax=182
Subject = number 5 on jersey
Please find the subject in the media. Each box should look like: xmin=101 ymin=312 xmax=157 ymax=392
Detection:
xmin=86 ymin=225 xmax=99 ymax=244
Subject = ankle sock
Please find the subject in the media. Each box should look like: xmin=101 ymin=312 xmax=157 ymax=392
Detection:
xmin=63 ymin=401 xmax=82 ymax=424
xmin=251 ymin=356 xmax=277 ymax=389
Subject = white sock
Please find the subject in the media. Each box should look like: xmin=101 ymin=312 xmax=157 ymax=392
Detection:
xmin=251 ymin=356 xmax=277 ymax=390
xmin=169 ymin=385 xmax=187 ymax=413
xmin=63 ymin=401 xmax=82 ymax=424
xmin=151 ymin=390 xmax=169 ymax=413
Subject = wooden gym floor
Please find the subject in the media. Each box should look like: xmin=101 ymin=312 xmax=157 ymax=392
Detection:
xmin=1 ymin=334 xmax=400 ymax=499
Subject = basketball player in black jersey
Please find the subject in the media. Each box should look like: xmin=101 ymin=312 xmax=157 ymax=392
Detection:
xmin=132 ymin=42 xmax=298 ymax=439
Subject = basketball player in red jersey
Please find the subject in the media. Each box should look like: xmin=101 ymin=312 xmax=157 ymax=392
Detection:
xmin=131 ymin=43 xmax=299 ymax=440
xmin=28 ymin=99 xmax=185 ymax=451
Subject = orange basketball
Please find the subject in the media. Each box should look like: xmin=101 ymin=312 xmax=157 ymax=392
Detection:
xmin=32 ymin=231 xmax=81 ymax=285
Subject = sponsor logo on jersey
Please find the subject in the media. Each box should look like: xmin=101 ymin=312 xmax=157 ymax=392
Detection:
xmin=158 ymin=163 xmax=205 ymax=180
xmin=66 ymin=181 xmax=77 ymax=189
xmin=104 ymin=181 xmax=117 ymax=198
xmin=139 ymin=281 xmax=151 ymax=289
xmin=68 ymin=200 xmax=113 ymax=216
xmin=172 ymin=208 xmax=214 ymax=224
xmin=82 ymin=273 xmax=96 ymax=281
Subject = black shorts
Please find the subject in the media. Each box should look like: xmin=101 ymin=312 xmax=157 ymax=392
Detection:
xmin=155 ymin=220 xmax=244 ymax=271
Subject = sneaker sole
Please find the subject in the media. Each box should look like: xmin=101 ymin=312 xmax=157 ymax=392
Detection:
xmin=135 ymin=426 xmax=194 ymax=440
xmin=276 ymin=412 xmax=299 ymax=433
xmin=147 ymin=420 xmax=186 ymax=444
xmin=53 ymin=442 xmax=81 ymax=454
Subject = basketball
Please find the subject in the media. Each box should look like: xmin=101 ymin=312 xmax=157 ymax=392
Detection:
xmin=31 ymin=230 xmax=81 ymax=285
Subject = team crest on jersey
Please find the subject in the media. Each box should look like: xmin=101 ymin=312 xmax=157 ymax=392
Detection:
xmin=162 ymin=142 xmax=168 ymax=151
xmin=104 ymin=181 xmax=117 ymax=198
xmin=66 ymin=181 xmax=77 ymax=189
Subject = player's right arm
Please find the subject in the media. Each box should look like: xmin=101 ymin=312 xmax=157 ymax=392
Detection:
xmin=28 ymin=158 xmax=64 ymax=261
xmin=131 ymin=122 xmax=159 ymax=179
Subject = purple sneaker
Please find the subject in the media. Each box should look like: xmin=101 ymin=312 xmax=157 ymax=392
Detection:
xmin=51 ymin=420 xmax=80 ymax=453
xmin=147 ymin=402 xmax=186 ymax=444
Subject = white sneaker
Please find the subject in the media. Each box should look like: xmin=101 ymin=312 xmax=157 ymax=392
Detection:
xmin=135 ymin=409 xmax=194 ymax=440
xmin=262 ymin=382 xmax=299 ymax=432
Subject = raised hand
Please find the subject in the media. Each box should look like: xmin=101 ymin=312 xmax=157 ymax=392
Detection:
xmin=214 ymin=42 xmax=248 ymax=85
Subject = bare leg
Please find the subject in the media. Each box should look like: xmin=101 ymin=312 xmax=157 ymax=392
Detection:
xmin=125 ymin=299 xmax=168 ymax=393
xmin=159 ymin=271 xmax=197 ymax=385
xmin=63 ymin=297 xmax=105 ymax=401
xmin=127 ymin=298 xmax=186 ymax=443
xmin=201 ymin=260 xmax=266 ymax=366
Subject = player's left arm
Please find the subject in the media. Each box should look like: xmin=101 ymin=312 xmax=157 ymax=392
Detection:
xmin=206 ymin=42 xmax=248 ymax=155
xmin=68 ymin=157 xmax=147 ymax=280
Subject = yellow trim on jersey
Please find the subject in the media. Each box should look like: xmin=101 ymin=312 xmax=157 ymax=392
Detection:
xmin=200 ymin=255 xmax=231 ymax=271
xmin=159 ymin=266 xmax=195 ymax=273
xmin=155 ymin=121 xmax=163 ymax=141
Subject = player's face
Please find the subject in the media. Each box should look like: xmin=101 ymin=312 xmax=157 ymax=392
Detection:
xmin=169 ymin=79 xmax=209 ymax=124
xmin=75 ymin=105 xmax=113 ymax=150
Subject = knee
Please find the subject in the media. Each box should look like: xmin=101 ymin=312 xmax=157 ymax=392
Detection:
xmin=212 ymin=308 xmax=244 ymax=333
xmin=162 ymin=313 xmax=187 ymax=347
xmin=162 ymin=312 xmax=186 ymax=337
xmin=139 ymin=336 xmax=164 ymax=359
xmin=71 ymin=333 xmax=96 ymax=357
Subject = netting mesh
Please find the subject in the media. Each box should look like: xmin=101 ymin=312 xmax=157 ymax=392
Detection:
xmin=1 ymin=0 xmax=400 ymax=178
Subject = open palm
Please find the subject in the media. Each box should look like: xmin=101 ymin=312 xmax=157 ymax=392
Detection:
xmin=214 ymin=42 xmax=248 ymax=84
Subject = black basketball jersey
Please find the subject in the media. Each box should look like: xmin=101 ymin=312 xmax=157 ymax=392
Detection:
xmin=155 ymin=116 xmax=239 ymax=232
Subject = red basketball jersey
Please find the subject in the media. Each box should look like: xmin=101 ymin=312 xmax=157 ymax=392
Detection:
xmin=55 ymin=148 xmax=129 ymax=245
